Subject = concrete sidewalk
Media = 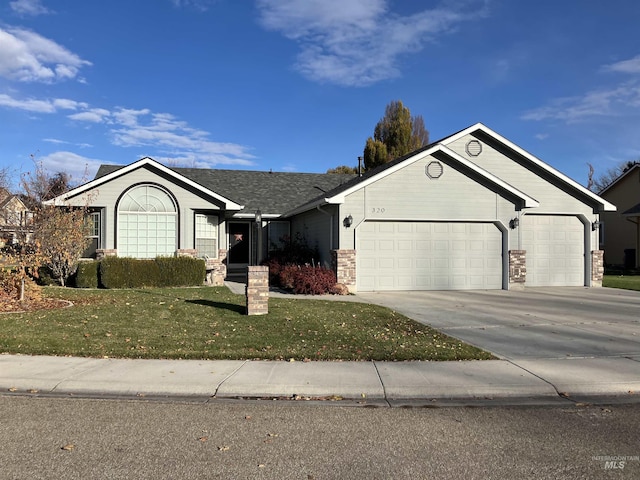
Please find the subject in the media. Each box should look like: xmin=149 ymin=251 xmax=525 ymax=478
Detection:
xmin=2 ymin=354 xmax=639 ymax=406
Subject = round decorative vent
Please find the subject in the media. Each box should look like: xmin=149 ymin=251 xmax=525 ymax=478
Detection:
xmin=466 ymin=139 xmax=482 ymax=157
xmin=426 ymin=161 xmax=444 ymax=179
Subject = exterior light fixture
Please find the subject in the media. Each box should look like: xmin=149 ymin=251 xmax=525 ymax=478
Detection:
xmin=509 ymin=217 xmax=519 ymax=229
xmin=255 ymin=209 xmax=262 ymax=224
xmin=343 ymin=214 xmax=353 ymax=228
xmin=592 ymin=221 xmax=601 ymax=231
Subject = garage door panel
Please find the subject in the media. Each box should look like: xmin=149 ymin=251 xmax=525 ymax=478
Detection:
xmin=522 ymin=215 xmax=584 ymax=287
xmin=357 ymin=221 xmax=503 ymax=291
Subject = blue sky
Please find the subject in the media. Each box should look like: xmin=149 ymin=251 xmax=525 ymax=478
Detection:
xmin=1 ymin=0 xmax=639 ymax=190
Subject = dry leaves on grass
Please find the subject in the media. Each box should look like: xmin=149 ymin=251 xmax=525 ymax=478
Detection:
xmin=0 ymin=297 xmax=71 ymax=313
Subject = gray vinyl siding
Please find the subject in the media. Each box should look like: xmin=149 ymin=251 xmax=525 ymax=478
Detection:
xmin=289 ymin=205 xmax=338 ymax=267
xmin=338 ymin=154 xmax=518 ymax=250
xmin=65 ymin=166 xmax=223 ymax=252
xmin=446 ymin=135 xmax=594 ymax=216
xmin=446 ymin=134 xmax=600 ymax=254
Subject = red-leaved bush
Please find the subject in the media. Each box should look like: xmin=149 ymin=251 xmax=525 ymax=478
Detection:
xmin=291 ymin=265 xmax=337 ymax=295
xmin=261 ymin=258 xmax=337 ymax=295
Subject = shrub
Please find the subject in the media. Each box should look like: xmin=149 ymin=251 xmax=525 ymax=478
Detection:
xmin=36 ymin=266 xmax=58 ymax=286
xmin=99 ymin=256 xmax=205 ymax=289
xmin=262 ymin=258 xmax=337 ymax=295
xmin=74 ymin=261 xmax=100 ymax=288
xmin=291 ymin=265 xmax=337 ymax=295
xmin=156 ymin=256 xmax=206 ymax=287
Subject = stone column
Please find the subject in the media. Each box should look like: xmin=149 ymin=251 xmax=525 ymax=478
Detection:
xmin=246 ymin=265 xmax=269 ymax=315
xmin=332 ymin=249 xmax=356 ymax=292
xmin=508 ymin=250 xmax=526 ymax=290
xmin=591 ymin=250 xmax=604 ymax=287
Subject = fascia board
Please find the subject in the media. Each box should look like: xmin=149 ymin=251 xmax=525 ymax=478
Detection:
xmin=443 ymin=124 xmax=616 ymax=212
xmin=43 ymin=157 xmax=244 ymax=210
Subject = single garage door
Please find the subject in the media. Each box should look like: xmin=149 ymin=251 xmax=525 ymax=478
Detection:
xmin=357 ymin=221 xmax=503 ymax=291
xmin=521 ymin=215 xmax=584 ymax=286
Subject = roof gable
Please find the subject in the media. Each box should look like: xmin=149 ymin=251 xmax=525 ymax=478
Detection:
xmin=45 ymin=157 xmax=244 ymax=210
xmin=284 ymin=143 xmax=540 ymax=216
xmin=441 ymin=123 xmax=615 ymax=211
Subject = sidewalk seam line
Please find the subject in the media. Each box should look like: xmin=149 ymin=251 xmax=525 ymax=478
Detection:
xmin=212 ymin=360 xmax=248 ymax=397
xmin=506 ymin=360 xmax=571 ymax=401
xmin=372 ymin=362 xmax=391 ymax=407
xmin=50 ymin=359 xmax=107 ymax=394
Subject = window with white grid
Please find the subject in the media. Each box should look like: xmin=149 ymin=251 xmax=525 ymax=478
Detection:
xmin=195 ymin=214 xmax=218 ymax=258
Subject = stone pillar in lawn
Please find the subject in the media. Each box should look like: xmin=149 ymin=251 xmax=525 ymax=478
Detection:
xmin=591 ymin=250 xmax=604 ymax=287
xmin=508 ymin=250 xmax=526 ymax=290
xmin=332 ymin=249 xmax=356 ymax=292
xmin=246 ymin=265 xmax=269 ymax=315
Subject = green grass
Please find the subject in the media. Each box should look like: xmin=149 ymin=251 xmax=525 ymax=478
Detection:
xmin=603 ymin=275 xmax=640 ymax=291
xmin=0 ymin=286 xmax=493 ymax=362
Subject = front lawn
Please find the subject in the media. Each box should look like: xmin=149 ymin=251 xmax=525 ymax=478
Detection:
xmin=603 ymin=275 xmax=640 ymax=291
xmin=0 ymin=286 xmax=493 ymax=361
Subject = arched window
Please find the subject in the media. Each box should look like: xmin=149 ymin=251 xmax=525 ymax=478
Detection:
xmin=117 ymin=185 xmax=177 ymax=258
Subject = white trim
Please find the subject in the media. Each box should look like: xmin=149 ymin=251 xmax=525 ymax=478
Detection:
xmin=44 ymin=157 xmax=244 ymax=210
xmin=283 ymin=143 xmax=539 ymax=216
xmin=441 ymin=123 xmax=616 ymax=212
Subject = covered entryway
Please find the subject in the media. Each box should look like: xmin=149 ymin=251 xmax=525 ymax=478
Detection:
xmin=356 ymin=221 xmax=503 ymax=291
xmin=521 ymin=214 xmax=585 ymax=286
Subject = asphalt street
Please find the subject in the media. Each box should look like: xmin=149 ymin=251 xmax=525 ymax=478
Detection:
xmin=1 ymin=395 xmax=639 ymax=479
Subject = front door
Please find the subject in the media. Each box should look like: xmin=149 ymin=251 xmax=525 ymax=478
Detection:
xmin=228 ymin=222 xmax=250 ymax=266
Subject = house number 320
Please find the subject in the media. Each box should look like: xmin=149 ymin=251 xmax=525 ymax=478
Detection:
xmin=371 ymin=207 xmax=386 ymax=214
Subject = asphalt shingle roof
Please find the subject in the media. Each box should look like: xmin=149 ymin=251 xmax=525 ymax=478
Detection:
xmin=95 ymin=164 xmax=355 ymax=215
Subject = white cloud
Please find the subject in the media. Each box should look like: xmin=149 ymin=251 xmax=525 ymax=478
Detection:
xmin=110 ymin=109 xmax=256 ymax=167
xmin=0 ymin=26 xmax=91 ymax=82
xmin=170 ymin=0 xmax=215 ymax=11
xmin=10 ymin=0 xmax=51 ymax=16
xmin=522 ymin=82 xmax=640 ymax=123
xmin=0 ymin=90 xmax=256 ymax=169
xmin=523 ymin=54 xmax=640 ymax=123
xmin=602 ymin=55 xmax=640 ymax=74
xmin=256 ymin=0 xmax=489 ymax=86
xmin=68 ymin=108 xmax=112 ymax=123
xmin=38 ymin=151 xmax=104 ymax=182
xmin=43 ymin=138 xmax=93 ymax=148
xmin=0 ymin=93 xmax=85 ymax=113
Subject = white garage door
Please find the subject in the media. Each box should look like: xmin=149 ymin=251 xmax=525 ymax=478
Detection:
xmin=521 ymin=215 xmax=584 ymax=287
xmin=356 ymin=221 xmax=503 ymax=291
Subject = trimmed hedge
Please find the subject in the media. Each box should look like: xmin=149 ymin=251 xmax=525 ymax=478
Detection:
xmin=99 ymin=256 xmax=206 ymax=289
xmin=74 ymin=261 xmax=100 ymax=289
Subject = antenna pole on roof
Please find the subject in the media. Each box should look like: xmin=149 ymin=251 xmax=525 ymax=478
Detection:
xmin=357 ymin=156 xmax=363 ymax=177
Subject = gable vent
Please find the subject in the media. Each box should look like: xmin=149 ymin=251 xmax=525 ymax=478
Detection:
xmin=466 ymin=139 xmax=483 ymax=157
xmin=426 ymin=161 xmax=444 ymax=179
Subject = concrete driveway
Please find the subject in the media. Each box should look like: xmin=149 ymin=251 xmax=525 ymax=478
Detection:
xmin=357 ymin=287 xmax=640 ymax=361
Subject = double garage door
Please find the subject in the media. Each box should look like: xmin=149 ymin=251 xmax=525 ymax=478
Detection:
xmin=357 ymin=221 xmax=503 ymax=291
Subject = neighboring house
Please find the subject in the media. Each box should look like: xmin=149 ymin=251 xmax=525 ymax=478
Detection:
xmin=47 ymin=123 xmax=615 ymax=291
xmin=598 ymin=164 xmax=640 ymax=268
xmin=0 ymin=188 xmax=31 ymax=246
